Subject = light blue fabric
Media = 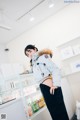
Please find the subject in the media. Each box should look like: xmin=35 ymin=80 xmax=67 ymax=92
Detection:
xmin=32 ymin=53 xmax=61 ymax=86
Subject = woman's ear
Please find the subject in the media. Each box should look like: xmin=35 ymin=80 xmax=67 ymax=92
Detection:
xmin=35 ymin=48 xmax=37 ymax=52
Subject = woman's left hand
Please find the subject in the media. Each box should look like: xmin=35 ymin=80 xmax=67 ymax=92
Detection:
xmin=50 ymin=86 xmax=58 ymax=94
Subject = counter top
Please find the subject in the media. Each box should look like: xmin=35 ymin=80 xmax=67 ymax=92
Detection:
xmin=0 ymin=98 xmax=20 ymax=109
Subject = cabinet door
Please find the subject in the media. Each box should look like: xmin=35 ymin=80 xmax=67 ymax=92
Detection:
xmin=0 ymin=99 xmax=27 ymax=120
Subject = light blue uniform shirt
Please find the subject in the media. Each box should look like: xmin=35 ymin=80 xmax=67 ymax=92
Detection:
xmin=32 ymin=53 xmax=61 ymax=87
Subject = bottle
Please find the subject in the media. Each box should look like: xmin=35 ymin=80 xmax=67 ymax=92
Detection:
xmin=27 ymin=103 xmax=33 ymax=116
xmin=38 ymin=97 xmax=45 ymax=108
xmin=31 ymin=101 xmax=36 ymax=113
xmin=27 ymin=98 xmax=33 ymax=116
xmin=35 ymin=100 xmax=39 ymax=110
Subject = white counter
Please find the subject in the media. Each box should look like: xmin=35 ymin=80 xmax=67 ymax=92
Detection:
xmin=0 ymin=98 xmax=27 ymax=120
xmin=0 ymin=99 xmax=51 ymax=120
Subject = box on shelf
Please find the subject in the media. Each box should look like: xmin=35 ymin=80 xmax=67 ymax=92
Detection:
xmin=60 ymin=46 xmax=74 ymax=60
xmin=70 ymin=60 xmax=80 ymax=73
xmin=26 ymin=93 xmax=45 ymax=117
xmin=72 ymin=45 xmax=80 ymax=55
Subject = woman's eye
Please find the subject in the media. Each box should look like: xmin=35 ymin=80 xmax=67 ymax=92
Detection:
xmin=27 ymin=50 xmax=31 ymax=52
xmin=29 ymin=50 xmax=32 ymax=53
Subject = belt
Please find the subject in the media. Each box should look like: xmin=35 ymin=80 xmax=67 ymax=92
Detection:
xmin=41 ymin=76 xmax=52 ymax=83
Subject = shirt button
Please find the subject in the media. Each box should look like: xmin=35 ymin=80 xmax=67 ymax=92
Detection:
xmin=41 ymin=73 xmax=44 ymax=76
xmin=43 ymin=63 xmax=46 ymax=66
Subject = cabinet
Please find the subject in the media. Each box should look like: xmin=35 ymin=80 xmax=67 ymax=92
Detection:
xmin=0 ymin=73 xmax=46 ymax=120
xmin=57 ymin=36 xmax=80 ymax=76
xmin=0 ymin=99 xmax=27 ymax=120
xmin=57 ymin=36 xmax=80 ymax=115
xmin=55 ymin=37 xmax=80 ymax=119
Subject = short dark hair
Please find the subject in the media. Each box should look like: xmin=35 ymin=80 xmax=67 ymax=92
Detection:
xmin=24 ymin=44 xmax=38 ymax=56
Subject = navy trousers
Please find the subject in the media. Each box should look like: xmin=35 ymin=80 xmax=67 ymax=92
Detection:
xmin=40 ymin=84 xmax=69 ymax=120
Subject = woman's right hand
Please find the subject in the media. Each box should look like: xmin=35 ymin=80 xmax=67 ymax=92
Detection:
xmin=50 ymin=86 xmax=58 ymax=94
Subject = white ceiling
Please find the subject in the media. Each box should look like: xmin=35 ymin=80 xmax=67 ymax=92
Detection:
xmin=0 ymin=0 xmax=69 ymax=44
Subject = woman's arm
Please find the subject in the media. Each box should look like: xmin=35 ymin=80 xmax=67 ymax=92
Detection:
xmin=20 ymin=67 xmax=33 ymax=75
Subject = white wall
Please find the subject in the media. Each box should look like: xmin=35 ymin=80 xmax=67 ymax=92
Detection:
xmin=0 ymin=44 xmax=9 ymax=64
xmin=6 ymin=4 xmax=80 ymax=118
xmin=6 ymin=4 xmax=80 ymax=68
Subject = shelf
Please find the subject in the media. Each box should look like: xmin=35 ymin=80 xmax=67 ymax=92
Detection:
xmin=57 ymin=36 xmax=80 ymax=48
xmin=0 ymin=87 xmax=20 ymax=94
xmin=0 ymin=98 xmax=19 ymax=108
xmin=24 ymin=90 xmax=40 ymax=98
xmin=61 ymin=53 xmax=80 ymax=61
xmin=62 ymin=70 xmax=80 ymax=77
xmin=19 ymin=73 xmax=33 ymax=77
xmin=30 ymin=106 xmax=47 ymax=119
xmin=2 ymin=73 xmax=33 ymax=82
xmin=0 ymin=72 xmax=44 ymax=120
xmin=0 ymin=98 xmax=16 ymax=105
xmin=2 ymin=75 xmax=21 ymax=81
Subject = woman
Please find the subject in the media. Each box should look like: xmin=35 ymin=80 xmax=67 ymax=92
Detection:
xmin=24 ymin=44 xmax=69 ymax=120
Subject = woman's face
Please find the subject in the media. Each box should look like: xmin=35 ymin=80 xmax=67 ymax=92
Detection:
xmin=25 ymin=49 xmax=36 ymax=59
